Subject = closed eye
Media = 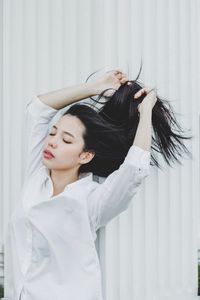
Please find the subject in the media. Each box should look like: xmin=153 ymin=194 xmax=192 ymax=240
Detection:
xmin=49 ymin=133 xmax=72 ymax=144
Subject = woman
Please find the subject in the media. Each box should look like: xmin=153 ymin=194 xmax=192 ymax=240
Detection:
xmin=3 ymin=70 xmax=189 ymax=300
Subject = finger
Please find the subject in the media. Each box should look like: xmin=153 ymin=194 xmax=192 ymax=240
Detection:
xmin=107 ymin=69 xmax=123 ymax=76
xmin=106 ymin=69 xmax=123 ymax=76
xmin=115 ymin=73 xmax=123 ymax=80
xmin=116 ymin=72 xmax=128 ymax=80
xmin=120 ymin=77 xmax=129 ymax=84
xmin=134 ymin=87 xmax=151 ymax=99
xmin=121 ymin=74 xmax=128 ymax=80
xmin=121 ymin=77 xmax=129 ymax=83
xmin=134 ymin=88 xmax=146 ymax=99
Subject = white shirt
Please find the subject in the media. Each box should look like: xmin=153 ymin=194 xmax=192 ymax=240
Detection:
xmin=2 ymin=96 xmax=151 ymax=300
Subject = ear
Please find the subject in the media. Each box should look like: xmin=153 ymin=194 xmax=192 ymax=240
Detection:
xmin=79 ymin=150 xmax=95 ymax=165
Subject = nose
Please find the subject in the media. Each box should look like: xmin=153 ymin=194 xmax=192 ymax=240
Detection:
xmin=48 ymin=137 xmax=58 ymax=148
xmin=48 ymin=141 xmax=57 ymax=148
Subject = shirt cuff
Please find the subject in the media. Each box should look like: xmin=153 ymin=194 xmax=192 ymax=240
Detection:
xmin=123 ymin=145 xmax=151 ymax=170
xmin=25 ymin=96 xmax=58 ymax=119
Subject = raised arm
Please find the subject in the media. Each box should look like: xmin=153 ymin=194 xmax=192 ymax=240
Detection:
xmin=133 ymin=88 xmax=157 ymax=151
xmin=87 ymin=88 xmax=157 ymax=233
xmin=24 ymin=97 xmax=58 ymax=180
xmin=37 ymin=69 xmax=128 ymax=109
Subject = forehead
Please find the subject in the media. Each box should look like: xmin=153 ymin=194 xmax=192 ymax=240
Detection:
xmin=53 ymin=114 xmax=85 ymax=138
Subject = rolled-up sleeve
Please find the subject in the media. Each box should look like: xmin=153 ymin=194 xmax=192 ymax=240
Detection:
xmin=87 ymin=145 xmax=151 ymax=231
xmin=24 ymin=96 xmax=58 ymax=180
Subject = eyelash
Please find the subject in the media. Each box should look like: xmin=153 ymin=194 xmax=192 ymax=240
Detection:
xmin=49 ymin=133 xmax=72 ymax=144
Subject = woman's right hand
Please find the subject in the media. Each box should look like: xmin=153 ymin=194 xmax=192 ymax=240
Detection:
xmin=134 ymin=87 xmax=157 ymax=114
xmin=92 ymin=69 xmax=129 ymax=96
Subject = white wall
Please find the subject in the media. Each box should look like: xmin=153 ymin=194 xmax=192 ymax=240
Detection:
xmin=0 ymin=0 xmax=200 ymax=299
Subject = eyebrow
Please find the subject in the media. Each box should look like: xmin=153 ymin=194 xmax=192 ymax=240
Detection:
xmin=52 ymin=125 xmax=75 ymax=138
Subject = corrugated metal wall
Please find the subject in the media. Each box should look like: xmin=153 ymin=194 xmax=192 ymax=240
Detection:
xmin=1 ymin=0 xmax=200 ymax=299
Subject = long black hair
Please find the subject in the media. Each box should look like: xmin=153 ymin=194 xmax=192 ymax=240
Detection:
xmin=63 ymin=69 xmax=192 ymax=177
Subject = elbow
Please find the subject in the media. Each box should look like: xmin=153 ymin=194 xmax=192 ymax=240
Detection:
xmin=136 ymin=163 xmax=150 ymax=178
xmin=130 ymin=167 xmax=150 ymax=190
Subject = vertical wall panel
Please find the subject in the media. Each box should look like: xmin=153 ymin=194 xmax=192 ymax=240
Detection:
xmin=2 ymin=0 xmax=11 ymax=249
xmin=0 ymin=0 xmax=3 ymax=249
xmin=0 ymin=0 xmax=199 ymax=299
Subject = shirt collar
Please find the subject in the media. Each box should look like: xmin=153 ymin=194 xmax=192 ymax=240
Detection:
xmin=41 ymin=165 xmax=93 ymax=190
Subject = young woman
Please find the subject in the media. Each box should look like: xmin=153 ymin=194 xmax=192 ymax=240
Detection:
xmin=3 ymin=70 xmax=189 ymax=300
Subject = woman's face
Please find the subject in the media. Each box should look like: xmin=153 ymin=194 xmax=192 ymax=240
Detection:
xmin=42 ymin=114 xmax=94 ymax=171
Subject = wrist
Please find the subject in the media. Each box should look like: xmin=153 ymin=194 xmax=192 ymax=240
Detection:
xmin=85 ymin=81 xmax=100 ymax=97
xmin=139 ymin=106 xmax=153 ymax=117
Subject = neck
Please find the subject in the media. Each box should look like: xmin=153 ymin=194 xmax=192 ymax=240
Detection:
xmin=49 ymin=168 xmax=79 ymax=192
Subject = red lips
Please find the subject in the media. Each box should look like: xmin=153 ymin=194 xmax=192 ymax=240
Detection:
xmin=44 ymin=149 xmax=55 ymax=158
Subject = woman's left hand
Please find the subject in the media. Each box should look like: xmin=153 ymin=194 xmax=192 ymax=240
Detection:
xmin=134 ymin=87 xmax=157 ymax=114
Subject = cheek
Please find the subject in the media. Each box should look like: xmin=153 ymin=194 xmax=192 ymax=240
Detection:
xmin=43 ymin=137 xmax=49 ymax=147
xmin=58 ymin=144 xmax=82 ymax=162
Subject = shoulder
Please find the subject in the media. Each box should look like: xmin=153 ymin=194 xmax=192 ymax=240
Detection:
xmin=86 ymin=174 xmax=106 ymax=195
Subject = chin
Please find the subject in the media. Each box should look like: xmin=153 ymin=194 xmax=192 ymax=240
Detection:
xmin=42 ymin=157 xmax=51 ymax=166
